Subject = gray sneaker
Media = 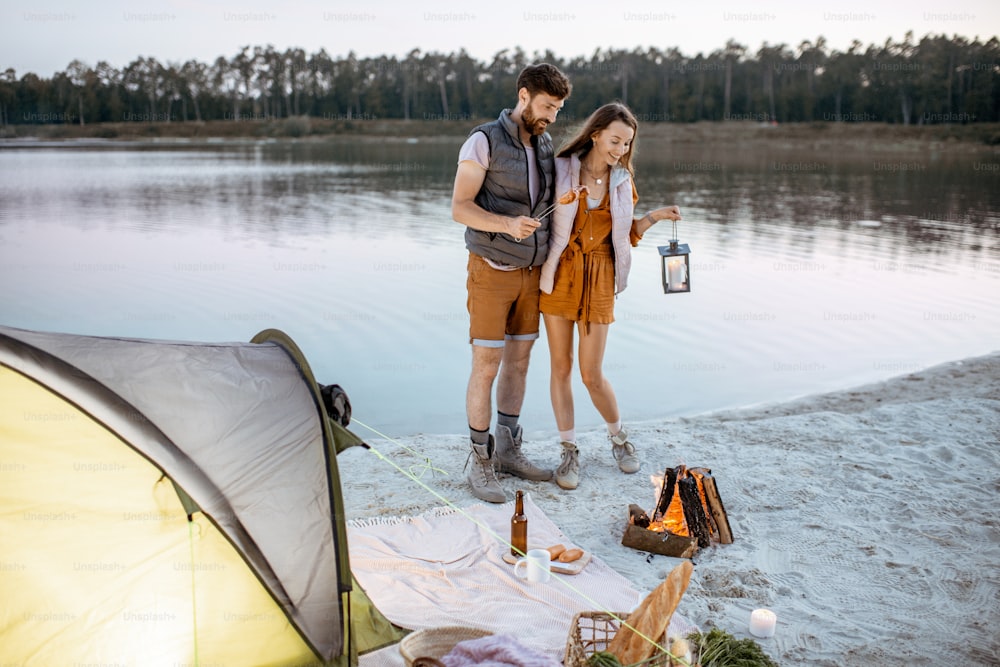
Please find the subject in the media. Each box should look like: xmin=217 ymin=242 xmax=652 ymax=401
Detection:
xmin=494 ymin=425 xmax=552 ymax=481
xmin=554 ymin=441 xmax=580 ymax=490
xmin=610 ymin=427 xmax=640 ymax=474
xmin=465 ymin=438 xmax=506 ymax=503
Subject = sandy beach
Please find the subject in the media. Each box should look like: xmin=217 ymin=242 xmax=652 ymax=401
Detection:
xmin=338 ymin=351 xmax=1000 ymax=666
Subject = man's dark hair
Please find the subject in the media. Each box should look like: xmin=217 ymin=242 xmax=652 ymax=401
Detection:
xmin=516 ymin=63 xmax=571 ymax=100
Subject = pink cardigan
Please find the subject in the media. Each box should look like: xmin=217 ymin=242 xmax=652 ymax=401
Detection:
xmin=539 ymin=153 xmax=637 ymax=296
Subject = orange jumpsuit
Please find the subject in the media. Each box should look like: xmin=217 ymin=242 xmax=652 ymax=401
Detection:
xmin=539 ymin=185 xmax=641 ymax=326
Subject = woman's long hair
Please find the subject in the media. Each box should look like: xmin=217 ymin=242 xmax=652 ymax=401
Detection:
xmin=557 ymin=102 xmax=638 ymax=177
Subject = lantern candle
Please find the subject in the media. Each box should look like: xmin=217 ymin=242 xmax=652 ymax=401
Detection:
xmin=749 ymin=608 xmax=776 ymax=638
xmin=657 ymin=220 xmax=691 ymax=295
xmin=667 ymin=258 xmax=686 ymax=289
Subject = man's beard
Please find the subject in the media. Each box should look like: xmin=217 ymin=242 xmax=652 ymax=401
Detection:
xmin=521 ymin=106 xmax=548 ymax=136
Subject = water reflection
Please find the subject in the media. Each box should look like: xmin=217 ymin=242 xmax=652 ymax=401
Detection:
xmin=1 ymin=139 xmax=997 ymax=437
xmin=6 ymin=139 xmax=994 ymax=256
xmin=640 ymin=143 xmax=998 ymax=264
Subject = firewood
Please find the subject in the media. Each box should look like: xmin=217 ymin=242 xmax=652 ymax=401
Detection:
xmin=700 ymin=473 xmax=733 ymax=544
xmin=678 ymin=476 xmax=712 ymax=548
xmin=653 ymin=466 xmax=680 ymax=521
xmin=689 ymin=467 xmax=719 ymax=538
xmin=627 ymin=503 xmax=651 ymax=528
xmin=621 ymin=524 xmax=698 ymax=558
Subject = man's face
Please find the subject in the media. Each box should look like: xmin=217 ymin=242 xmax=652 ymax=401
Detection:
xmin=520 ymin=92 xmax=564 ymax=136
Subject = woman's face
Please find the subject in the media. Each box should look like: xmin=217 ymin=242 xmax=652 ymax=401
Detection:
xmin=591 ymin=120 xmax=635 ymax=166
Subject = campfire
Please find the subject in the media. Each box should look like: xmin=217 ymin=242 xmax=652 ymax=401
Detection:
xmin=622 ymin=465 xmax=732 ymax=558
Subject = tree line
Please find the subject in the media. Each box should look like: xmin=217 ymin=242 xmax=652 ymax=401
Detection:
xmin=2 ymin=32 xmax=997 ymax=127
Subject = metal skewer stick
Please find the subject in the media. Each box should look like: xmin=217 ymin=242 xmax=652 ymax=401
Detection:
xmin=533 ymin=186 xmax=588 ymax=222
xmin=515 ymin=198 xmax=564 ymax=242
xmin=534 ymin=200 xmax=560 ymax=221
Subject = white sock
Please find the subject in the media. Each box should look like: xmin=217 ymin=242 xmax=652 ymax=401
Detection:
xmin=559 ymin=428 xmax=576 ymax=444
xmin=607 ymin=421 xmax=623 ymax=437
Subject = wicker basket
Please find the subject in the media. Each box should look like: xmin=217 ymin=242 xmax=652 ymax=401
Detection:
xmin=564 ymin=611 xmax=672 ymax=667
xmin=398 ymin=626 xmax=493 ymax=666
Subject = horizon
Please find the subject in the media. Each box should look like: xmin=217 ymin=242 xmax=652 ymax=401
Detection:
xmin=2 ymin=0 xmax=997 ymax=78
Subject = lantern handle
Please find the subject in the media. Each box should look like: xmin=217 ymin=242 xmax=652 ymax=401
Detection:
xmin=668 ymin=219 xmax=680 ymax=250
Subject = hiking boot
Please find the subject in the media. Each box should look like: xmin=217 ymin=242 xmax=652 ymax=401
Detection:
xmin=494 ymin=425 xmax=552 ymax=481
xmin=465 ymin=438 xmax=506 ymax=503
xmin=554 ymin=441 xmax=580 ymax=490
xmin=610 ymin=427 xmax=640 ymax=474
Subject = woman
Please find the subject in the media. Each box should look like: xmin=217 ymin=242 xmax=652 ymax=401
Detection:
xmin=539 ymin=102 xmax=681 ymax=490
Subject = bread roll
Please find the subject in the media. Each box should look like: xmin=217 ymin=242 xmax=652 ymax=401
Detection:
xmin=558 ymin=548 xmax=584 ymax=563
xmin=546 ymin=544 xmax=566 ymax=559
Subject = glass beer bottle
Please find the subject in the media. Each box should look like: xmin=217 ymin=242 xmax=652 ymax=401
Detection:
xmin=510 ymin=490 xmax=527 ymax=557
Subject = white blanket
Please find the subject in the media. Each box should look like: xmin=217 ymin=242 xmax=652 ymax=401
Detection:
xmin=349 ymin=494 xmax=696 ymax=665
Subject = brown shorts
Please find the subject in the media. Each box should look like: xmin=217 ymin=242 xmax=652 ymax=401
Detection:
xmin=466 ymin=253 xmax=540 ymax=347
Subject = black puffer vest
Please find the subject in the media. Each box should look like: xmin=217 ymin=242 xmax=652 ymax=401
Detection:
xmin=464 ymin=110 xmax=554 ymax=267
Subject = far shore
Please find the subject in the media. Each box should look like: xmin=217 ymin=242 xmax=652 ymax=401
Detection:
xmin=3 ymin=118 xmax=1000 ymax=153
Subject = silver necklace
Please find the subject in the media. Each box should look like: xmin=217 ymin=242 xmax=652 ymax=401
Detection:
xmin=583 ymin=162 xmax=608 ymax=185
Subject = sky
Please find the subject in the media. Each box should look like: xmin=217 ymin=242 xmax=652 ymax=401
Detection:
xmin=2 ymin=0 xmax=997 ymax=77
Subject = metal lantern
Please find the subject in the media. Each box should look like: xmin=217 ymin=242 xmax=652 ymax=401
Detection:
xmin=657 ymin=221 xmax=691 ymax=294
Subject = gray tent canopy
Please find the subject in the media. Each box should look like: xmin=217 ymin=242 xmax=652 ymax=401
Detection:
xmin=0 ymin=325 xmax=405 ymax=665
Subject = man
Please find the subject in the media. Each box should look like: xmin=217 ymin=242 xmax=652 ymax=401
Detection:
xmin=451 ymin=63 xmax=572 ymax=503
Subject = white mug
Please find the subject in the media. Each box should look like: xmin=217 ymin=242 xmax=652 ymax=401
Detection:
xmin=514 ymin=548 xmax=551 ymax=583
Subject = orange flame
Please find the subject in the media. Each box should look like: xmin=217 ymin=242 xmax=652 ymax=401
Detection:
xmin=646 ymin=467 xmax=712 ymax=538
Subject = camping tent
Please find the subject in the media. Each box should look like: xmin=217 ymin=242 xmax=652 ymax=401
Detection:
xmin=0 ymin=325 xmax=406 ymax=666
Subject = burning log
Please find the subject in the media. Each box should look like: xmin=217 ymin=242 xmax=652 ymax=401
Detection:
xmin=679 ymin=474 xmax=712 ymax=548
xmin=624 ymin=503 xmax=697 ymax=557
xmin=622 ymin=465 xmax=732 ymax=558
xmin=653 ymin=466 xmax=679 ymax=521
xmin=622 ymin=522 xmax=698 ymax=558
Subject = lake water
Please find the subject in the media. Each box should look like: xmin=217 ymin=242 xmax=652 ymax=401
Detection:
xmin=1 ymin=136 xmax=998 ymax=439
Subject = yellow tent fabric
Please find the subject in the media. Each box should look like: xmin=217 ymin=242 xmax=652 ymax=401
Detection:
xmin=0 ymin=326 xmax=407 ymax=666
xmin=1 ymin=366 xmax=317 ymax=665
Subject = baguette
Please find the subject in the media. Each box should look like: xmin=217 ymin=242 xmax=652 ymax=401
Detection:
xmin=607 ymin=560 xmax=694 ymax=664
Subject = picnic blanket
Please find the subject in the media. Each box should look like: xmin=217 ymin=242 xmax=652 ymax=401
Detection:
xmin=348 ymin=493 xmax=697 ymax=665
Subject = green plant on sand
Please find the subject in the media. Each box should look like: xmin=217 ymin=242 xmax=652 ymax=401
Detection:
xmin=586 ymin=651 xmax=623 ymax=666
xmin=686 ymin=628 xmax=779 ymax=667
xmin=584 ymin=627 xmax=777 ymax=667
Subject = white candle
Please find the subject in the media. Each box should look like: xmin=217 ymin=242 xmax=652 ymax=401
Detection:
xmin=667 ymin=259 xmax=686 ymax=289
xmin=749 ymin=608 xmax=776 ymax=638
